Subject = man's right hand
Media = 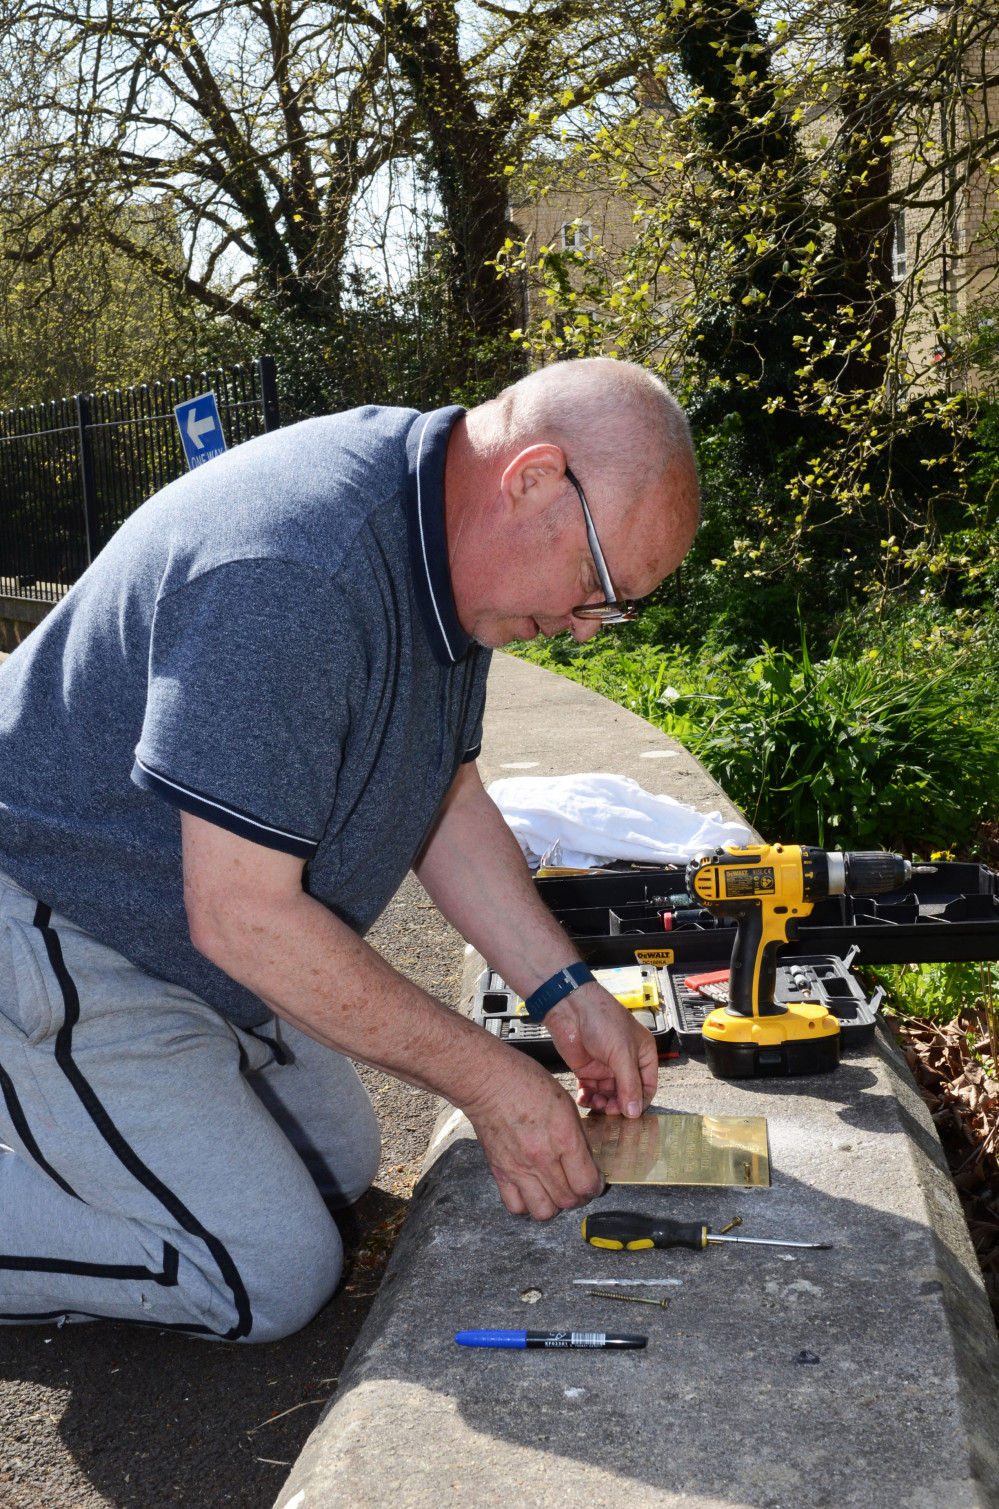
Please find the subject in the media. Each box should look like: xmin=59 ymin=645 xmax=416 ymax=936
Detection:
xmin=181 ymin=813 xmax=606 ymax=1223
xmin=461 ymin=1051 xmax=605 ymax=1220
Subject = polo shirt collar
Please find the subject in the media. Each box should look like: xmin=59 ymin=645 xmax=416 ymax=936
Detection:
xmin=405 ymin=405 xmax=469 ymax=665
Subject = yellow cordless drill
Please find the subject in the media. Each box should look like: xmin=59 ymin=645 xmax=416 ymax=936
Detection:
xmin=685 ymin=844 xmax=914 ymax=1078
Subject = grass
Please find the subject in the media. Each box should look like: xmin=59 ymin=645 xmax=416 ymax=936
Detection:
xmin=512 ymin=616 xmax=999 ymax=855
xmin=868 ymin=961 xmax=999 ymax=1024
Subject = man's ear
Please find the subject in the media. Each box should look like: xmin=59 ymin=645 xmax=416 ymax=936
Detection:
xmin=499 ymin=444 xmax=567 ymax=519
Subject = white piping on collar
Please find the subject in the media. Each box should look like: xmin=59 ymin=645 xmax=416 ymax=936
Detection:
xmin=415 ymin=411 xmax=459 ymax=661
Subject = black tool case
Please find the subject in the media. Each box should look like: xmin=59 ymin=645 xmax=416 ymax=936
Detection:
xmin=469 ymin=861 xmax=999 ymax=1066
xmin=663 ymin=951 xmax=882 ymax=1051
xmin=474 ymin=963 xmax=678 ymax=1067
xmin=532 ymin=860 xmax=999 ymax=968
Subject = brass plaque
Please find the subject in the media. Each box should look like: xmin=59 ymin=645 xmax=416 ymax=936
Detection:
xmin=583 ymin=1112 xmax=770 ymax=1187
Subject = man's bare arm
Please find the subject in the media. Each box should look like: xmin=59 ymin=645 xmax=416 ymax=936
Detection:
xmin=180 ymin=810 xmax=603 ymax=1221
xmin=413 ymin=760 xmax=659 ymax=1119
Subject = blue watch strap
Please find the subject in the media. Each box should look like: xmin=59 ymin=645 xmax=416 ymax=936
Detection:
xmin=524 ymin=962 xmax=595 ymax=1022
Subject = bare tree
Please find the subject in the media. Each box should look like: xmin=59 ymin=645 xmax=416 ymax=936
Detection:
xmin=0 ymin=0 xmax=410 ymax=326
xmin=385 ymin=0 xmax=673 ymax=360
xmin=0 ymin=0 xmax=674 ymax=372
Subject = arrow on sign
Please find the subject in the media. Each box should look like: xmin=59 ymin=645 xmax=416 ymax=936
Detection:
xmin=187 ymin=410 xmax=217 ymax=450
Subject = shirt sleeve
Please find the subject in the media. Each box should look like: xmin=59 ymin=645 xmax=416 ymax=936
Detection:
xmin=132 ymin=560 xmax=359 ymax=858
xmin=459 ymin=646 xmax=491 ymax=763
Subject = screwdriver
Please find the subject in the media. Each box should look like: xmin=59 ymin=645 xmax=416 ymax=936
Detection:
xmin=582 ymin=1212 xmax=831 ymax=1251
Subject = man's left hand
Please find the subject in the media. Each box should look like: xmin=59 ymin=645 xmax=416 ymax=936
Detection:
xmin=543 ymin=983 xmax=659 ymax=1116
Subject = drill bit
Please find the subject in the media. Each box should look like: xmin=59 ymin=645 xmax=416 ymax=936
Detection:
xmin=571 ymin=1278 xmax=683 ymax=1287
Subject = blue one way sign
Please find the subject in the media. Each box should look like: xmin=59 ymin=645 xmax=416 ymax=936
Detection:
xmin=174 ymin=392 xmax=227 ymax=470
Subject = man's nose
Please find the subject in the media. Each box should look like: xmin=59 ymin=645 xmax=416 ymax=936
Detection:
xmin=570 ymin=615 xmax=602 ymax=644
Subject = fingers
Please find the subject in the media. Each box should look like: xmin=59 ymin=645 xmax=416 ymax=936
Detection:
xmin=475 ymin=1079 xmax=604 ymax=1220
xmin=609 ymin=1049 xmax=643 ymax=1118
xmin=491 ymin=1168 xmax=529 ymax=1217
xmin=576 ymin=1049 xmax=644 ymax=1118
xmin=498 ymin=1171 xmax=559 ymax=1221
xmin=575 ymin=1072 xmax=617 ymax=1111
xmin=638 ymin=1033 xmax=660 ymax=1106
xmin=491 ymin=1158 xmax=591 ymax=1221
xmin=546 ymin=988 xmax=659 ymax=1118
xmin=559 ymin=1137 xmax=606 ymax=1206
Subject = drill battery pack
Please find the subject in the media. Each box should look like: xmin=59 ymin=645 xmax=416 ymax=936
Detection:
xmin=703 ymin=1029 xmax=841 ymax=1079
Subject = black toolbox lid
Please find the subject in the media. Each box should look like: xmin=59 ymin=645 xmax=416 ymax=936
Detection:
xmin=534 ymin=860 xmax=999 ymax=967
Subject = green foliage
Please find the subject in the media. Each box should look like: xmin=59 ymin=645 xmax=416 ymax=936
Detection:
xmin=513 ymin=613 xmax=999 ymax=853
xmin=506 ymin=0 xmax=999 ymax=619
xmin=632 ymin=420 xmax=849 ymax=656
xmin=867 ymin=962 xmax=999 ymax=1024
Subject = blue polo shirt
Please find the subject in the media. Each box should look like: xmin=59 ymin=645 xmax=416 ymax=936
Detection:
xmin=0 ymin=405 xmax=491 ymax=1027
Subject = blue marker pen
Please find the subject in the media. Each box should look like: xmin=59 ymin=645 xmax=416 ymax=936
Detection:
xmin=455 ymin=1329 xmax=646 ymax=1350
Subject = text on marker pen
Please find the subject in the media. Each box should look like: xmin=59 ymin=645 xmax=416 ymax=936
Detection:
xmin=454 ymin=1329 xmax=647 ymax=1350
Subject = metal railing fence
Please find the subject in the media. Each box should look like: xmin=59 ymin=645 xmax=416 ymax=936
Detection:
xmin=0 ymin=356 xmax=279 ymax=603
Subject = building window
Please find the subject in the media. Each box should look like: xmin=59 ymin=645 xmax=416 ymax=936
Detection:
xmin=561 ymin=221 xmax=592 ymax=253
xmin=892 ymin=212 xmax=907 ymax=281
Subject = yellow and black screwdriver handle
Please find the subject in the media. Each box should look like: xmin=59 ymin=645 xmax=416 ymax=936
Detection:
xmin=582 ymin=1211 xmax=709 ymax=1250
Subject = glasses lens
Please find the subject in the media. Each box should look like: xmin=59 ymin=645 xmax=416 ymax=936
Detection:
xmin=572 ymin=600 xmax=640 ymax=623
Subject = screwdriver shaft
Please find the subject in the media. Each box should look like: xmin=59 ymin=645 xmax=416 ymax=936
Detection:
xmin=706 ymin=1234 xmax=831 ymax=1249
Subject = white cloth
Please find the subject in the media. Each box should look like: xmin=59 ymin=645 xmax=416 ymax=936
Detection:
xmin=487 ymin=773 xmax=753 ymax=870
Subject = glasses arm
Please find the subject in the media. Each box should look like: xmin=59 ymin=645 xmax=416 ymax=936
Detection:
xmin=564 ymin=466 xmax=620 ymax=605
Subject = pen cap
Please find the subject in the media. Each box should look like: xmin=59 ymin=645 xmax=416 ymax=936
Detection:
xmin=455 ymin=1329 xmax=526 ymax=1348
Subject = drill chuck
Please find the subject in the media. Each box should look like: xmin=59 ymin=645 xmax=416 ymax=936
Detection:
xmin=798 ymin=847 xmax=911 ymax=900
xmin=832 ymin=851 xmax=912 ymax=897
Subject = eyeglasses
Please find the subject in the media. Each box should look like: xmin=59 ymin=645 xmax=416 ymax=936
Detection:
xmin=564 ymin=466 xmax=640 ymax=623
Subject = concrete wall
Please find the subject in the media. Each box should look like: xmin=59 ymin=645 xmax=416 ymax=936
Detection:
xmin=0 ymin=596 xmax=54 ymax=655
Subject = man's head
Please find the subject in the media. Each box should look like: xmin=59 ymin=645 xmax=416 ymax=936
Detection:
xmin=445 ymin=357 xmax=699 ymax=648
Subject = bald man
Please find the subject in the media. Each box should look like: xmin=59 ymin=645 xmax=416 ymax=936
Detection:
xmin=0 ymin=359 xmax=698 ymax=1341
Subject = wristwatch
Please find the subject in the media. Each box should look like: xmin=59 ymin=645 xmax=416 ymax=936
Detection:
xmin=523 ymin=962 xmax=595 ymax=1022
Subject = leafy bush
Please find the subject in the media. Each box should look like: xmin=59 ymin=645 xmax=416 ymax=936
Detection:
xmin=514 ymin=624 xmax=999 ymax=852
xmin=865 ymin=962 xmax=999 ymax=1024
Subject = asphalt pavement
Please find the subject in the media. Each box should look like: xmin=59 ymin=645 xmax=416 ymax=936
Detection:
xmin=0 ymin=871 xmax=463 ymax=1509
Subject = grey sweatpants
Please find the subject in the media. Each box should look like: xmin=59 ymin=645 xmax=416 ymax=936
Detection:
xmin=0 ymin=871 xmax=381 ymax=1342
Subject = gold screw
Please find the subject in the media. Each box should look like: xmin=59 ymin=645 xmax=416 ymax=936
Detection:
xmin=588 ymin=1289 xmax=670 ymax=1310
xmin=719 ymin=1216 xmax=743 ymax=1235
